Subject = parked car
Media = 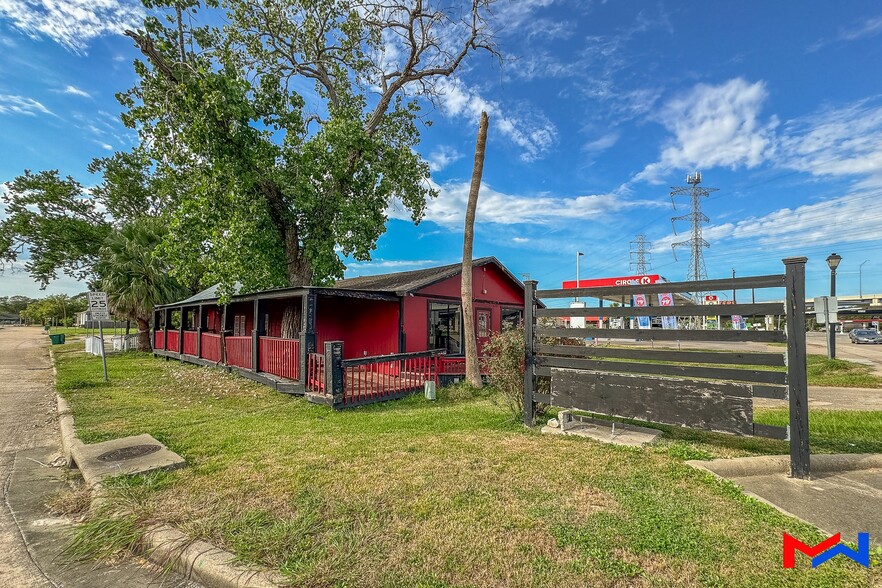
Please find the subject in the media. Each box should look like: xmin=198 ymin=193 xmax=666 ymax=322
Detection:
xmin=848 ymin=329 xmax=882 ymax=344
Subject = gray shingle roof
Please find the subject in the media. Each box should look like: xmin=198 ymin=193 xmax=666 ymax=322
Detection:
xmin=334 ymin=257 xmax=502 ymax=295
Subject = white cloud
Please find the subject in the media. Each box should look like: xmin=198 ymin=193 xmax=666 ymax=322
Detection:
xmin=344 ymin=259 xmax=439 ymax=276
xmin=0 ymin=0 xmax=143 ymax=53
xmin=391 ymin=179 xmax=663 ymax=228
xmin=655 ymin=191 xmax=882 ymax=253
xmin=808 ymin=14 xmax=882 ymax=52
xmin=777 ymin=98 xmax=882 ymax=185
xmin=635 ymin=78 xmax=778 ymax=183
xmin=435 ymin=78 xmax=557 ymax=162
xmin=0 ymin=94 xmax=52 ymax=116
xmin=427 ymin=145 xmax=463 ymax=172
xmin=512 ymin=237 xmax=530 ymax=243
xmin=60 ymin=85 xmax=90 ymax=97
xmin=583 ymin=131 xmax=620 ymax=153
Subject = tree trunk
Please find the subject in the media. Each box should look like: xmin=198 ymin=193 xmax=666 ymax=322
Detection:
xmin=462 ymin=112 xmax=489 ymax=388
xmin=281 ymin=304 xmax=300 ymax=339
xmin=136 ymin=317 xmax=152 ymax=351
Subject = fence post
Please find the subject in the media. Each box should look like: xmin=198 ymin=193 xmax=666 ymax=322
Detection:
xmin=324 ymin=341 xmax=344 ymax=406
xmin=783 ymin=257 xmax=810 ymax=479
xmin=523 ymin=280 xmax=537 ymax=426
xmin=301 ymin=291 xmax=317 ymax=384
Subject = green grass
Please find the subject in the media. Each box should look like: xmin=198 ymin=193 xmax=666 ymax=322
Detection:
xmin=807 ymin=355 xmax=882 ymax=388
xmin=54 ymin=342 xmax=879 ymax=587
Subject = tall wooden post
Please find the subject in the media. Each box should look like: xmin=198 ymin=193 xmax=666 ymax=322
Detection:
xmin=784 ymin=257 xmax=810 ymax=479
xmin=300 ymin=291 xmax=317 ymax=383
xmin=196 ymin=304 xmax=203 ymax=358
xmin=220 ymin=304 xmax=228 ymax=366
xmin=324 ymin=341 xmax=344 ymax=406
xmin=177 ymin=307 xmax=185 ymax=357
xmin=252 ymin=298 xmax=260 ymax=372
xmin=163 ymin=308 xmax=171 ymax=360
xmin=523 ymin=280 xmax=537 ymax=426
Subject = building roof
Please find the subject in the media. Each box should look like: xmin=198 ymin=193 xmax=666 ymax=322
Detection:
xmin=158 ymin=258 xmax=526 ymax=308
xmin=334 ymin=257 xmax=516 ymax=295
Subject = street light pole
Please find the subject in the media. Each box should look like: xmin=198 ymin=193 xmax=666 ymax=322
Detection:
xmin=826 ymin=253 xmax=842 ymax=360
xmin=860 ymin=260 xmax=870 ymax=300
xmin=732 ymin=268 xmax=736 ymax=303
xmin=575 ymin=251 xmax=584 ymax=302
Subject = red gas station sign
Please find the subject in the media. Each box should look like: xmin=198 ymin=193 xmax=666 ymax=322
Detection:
xmin=562 ymin=274 xmax=662 ymax=289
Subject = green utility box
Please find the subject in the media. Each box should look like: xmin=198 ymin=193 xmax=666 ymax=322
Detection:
xmin=49 ymin=334 xmax=66 ymax=345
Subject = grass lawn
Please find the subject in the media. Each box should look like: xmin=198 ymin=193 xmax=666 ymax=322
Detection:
xmin=53 ymin=344 xmax=880 ymax=587
xmin=806 ymin=355 xmax=882 ymax=388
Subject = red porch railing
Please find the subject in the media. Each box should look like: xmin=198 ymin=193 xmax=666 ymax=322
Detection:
xmin=343 ymin=352 xmax=440 ymax=405
xmin=154 ymin=331 xmax=165 ymax=350
xmin=306 ymin=353 xmax=324 ymax=393
xmin=200 ymin=333 xmax=221 ymax=362
xmin=259 ymin=337 xmax=300 ymax=381
xmin=438 ymin=356 xmax=490 ymax=376
xmin=166 ymin=330 xmax=180 ymax=352
xmin=182 ymin=331 xmax=197 ymax=356
xmin=225 ymin=336 xmax=252 ymax=369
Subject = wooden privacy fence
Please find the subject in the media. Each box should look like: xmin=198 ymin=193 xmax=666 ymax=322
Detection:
xmin=524 ymin=257 xmax=810 ymax=478
xmin=306 ymin=343 xmax=443 ymax=408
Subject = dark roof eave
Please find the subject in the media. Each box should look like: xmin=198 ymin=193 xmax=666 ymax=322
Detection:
xmin=155 ymin=285 xmax=399 ymax=310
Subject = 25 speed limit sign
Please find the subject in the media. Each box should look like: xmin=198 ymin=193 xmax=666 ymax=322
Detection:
xmin=87 ymin=292 xmax=110 ymax=320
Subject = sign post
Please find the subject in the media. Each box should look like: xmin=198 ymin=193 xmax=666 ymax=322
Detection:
xmin=88 ymin=292 xmax=110 ymax=381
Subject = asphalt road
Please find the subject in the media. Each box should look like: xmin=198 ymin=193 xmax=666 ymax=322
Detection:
xmin=0 ymin=326 xmax=57 ymax=587
xmin=806 ymin=331 xmax=882 ymax=374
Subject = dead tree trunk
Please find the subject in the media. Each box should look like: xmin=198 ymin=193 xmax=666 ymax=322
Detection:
xmin=462 ymin=112 xmax=489 ymax=388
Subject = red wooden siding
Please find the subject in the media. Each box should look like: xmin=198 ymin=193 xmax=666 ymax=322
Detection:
xmin=166 ymin=330 xmax=180 ymax=352
xmin=182 ymin=331 xmax=197 ymax=356
xmin=226 ymin=302 xmax=254 ymax=335
xmin=205 ymin=307 xmax=223 ymax=333
xmin=417 ymin=264 xmax=524 ymax=304
xmin=154 ymin=331 xmax=165 ymax=350
xmin=225 ymin=336 xmax=252 ymax=368
xmin=259 ymin=337 xmax=300 ymax=380
xmin=201 ymin=333 xmax=221 ymax=362
xmin=315 ymin=296 xmax=399 ymax=359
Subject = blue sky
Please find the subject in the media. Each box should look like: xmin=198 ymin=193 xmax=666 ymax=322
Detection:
xmin=2 ymin=1 xmax=882 ymax=301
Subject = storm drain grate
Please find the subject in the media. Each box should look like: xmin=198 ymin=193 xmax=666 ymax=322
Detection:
xmin=96 ymin=444 xmax=162 ymax=462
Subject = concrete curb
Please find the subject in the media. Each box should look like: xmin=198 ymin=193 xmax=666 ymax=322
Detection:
xmin=53 ymin=394 xmax=285 ymax=588
xmin=143 ymin=526 xmax=286 ymax=588
xmin=687 ymin=453 xmax=882 ymax=479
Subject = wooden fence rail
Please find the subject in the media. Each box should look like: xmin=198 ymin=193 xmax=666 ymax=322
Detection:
xmin=182 ymin=331 xmax=198 ymax=356
xmin=259 ymin=337 xmax=300 ymax=381
xmin=200 ymin=333 xmax=222 ymax=363
xmin=524 ymin=257 xmax=811 ymax=478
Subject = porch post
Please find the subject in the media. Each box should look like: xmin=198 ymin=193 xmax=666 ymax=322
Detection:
xmin=398 ymin=297 xmax=406 ymax=353
xmin=784 ymin=257 xmax=810 ymax=479
xmin=523 ymin=280 xmax=537 ymax=426
xmin=300 ymin=291 xmax=317 ymax=383
xmin=178 ymin=307 xmax=185 ymax=359
xmin=220 ymin=304 xmax=228 ymax=366
xmin=252 ymin=298 xmax=260 ymax=372
xmin=324 ymin=341 xmax=344 ymax=406
xmin=196 ymin=304 xmax=203 ymax=358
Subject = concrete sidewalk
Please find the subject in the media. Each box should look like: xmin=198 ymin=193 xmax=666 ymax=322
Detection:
xmin=690 ymin=454 xmax=882 ymax=545
xmin=755 ymin=386 xmax=882 ymax=411
xmin=0 ymin=327 xmax=199 ymax=587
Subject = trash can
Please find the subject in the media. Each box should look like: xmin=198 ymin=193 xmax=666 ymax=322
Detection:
xmin=49 ymin=334 xmax=66 ymax=345
xmin=43 ymin=325 xmax=50 ymax=331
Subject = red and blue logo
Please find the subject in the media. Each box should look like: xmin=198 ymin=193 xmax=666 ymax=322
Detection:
xmin=783 ymin=533 xmax=870 ymax=568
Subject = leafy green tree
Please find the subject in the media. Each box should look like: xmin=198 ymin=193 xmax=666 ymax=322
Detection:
xmin=121 ymin=0 xmax=496 ymax=292
xmin=95 ymin=218 xmax=189 ymax=350
xmin=21 ymin=294 xmax=87 ymax=326
xmin=0 ymin=170 xmax=112 ymax=286
xmin=0 ymin=295 xmax=35 ymax=316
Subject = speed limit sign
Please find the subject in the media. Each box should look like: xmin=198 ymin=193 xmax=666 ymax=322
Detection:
xmin=88 ymin=292 xmax=110 ymax=320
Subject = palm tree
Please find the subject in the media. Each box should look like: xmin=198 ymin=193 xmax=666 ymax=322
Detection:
xmin=96 ymin=218 xmax=188 ymax=350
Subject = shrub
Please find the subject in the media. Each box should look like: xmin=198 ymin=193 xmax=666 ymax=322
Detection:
xmin=483 ymin=327 xmax=526 ymax=421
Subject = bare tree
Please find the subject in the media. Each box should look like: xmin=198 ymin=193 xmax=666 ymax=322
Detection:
xmin=462 ymin=111 xmax=488 ymax=387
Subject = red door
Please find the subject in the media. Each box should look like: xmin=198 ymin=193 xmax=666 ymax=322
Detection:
xmin=475 ymin=308 xmax=492 ymax=357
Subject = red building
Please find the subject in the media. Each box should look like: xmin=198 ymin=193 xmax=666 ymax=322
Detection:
xmin=153 ymin=257 xmax=527 ymax=407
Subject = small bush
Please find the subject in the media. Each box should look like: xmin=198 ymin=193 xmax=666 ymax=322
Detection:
xmin=483 ymin=328 xmax=526 ymax=421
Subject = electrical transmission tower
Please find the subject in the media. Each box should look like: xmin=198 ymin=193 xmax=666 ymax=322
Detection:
xmin=670 ymin=172 xmax=718 ymax=283
xmin=629 ymin=235 xmax=652 ymax=275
